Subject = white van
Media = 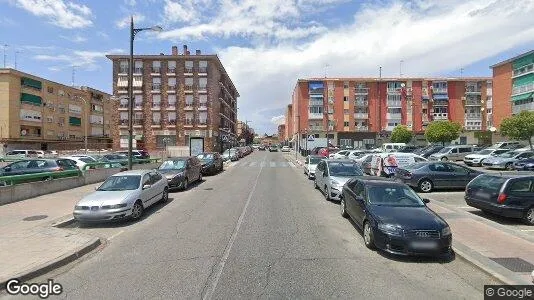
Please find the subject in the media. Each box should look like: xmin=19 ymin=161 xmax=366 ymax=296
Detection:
xmin=370 ymin=152 xmax=427 ymax=177
xmin=381 ymin=143 xmax=406 ymax=153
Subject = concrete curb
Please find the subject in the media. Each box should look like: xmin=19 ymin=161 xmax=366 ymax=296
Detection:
xmin=52 ymin=216 xmax=77 ymax=228
xmin=0 ymin=237 xmax=101 ymax=289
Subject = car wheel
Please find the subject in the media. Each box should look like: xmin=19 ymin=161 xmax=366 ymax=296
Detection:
xmin=505 ymin=163 xmax=513 ymax=171
xmin=160 ymin=188 xmax=169 ymax=203
xmin=478 ymin=159 xmax=485 ymax=166
xmin=314 ymin=179 xmax=319 ymax=190
xmin=182 ymin=178 xmax=189 ymax=191
xmin=199 ymin=173 xmax=203 ymax=182
xmin=441 ymin=157 xmax=448 ymax=161
xmin=130 ymin=200 xmax=144 ymax=220
xmin=340 ymin=198 xmax=348 ymax=218
xmin=418 ymin=179 xmax=433 ymax=193
xmin=523 ymin=207 xmax=534 ymax=225
xmin=363 ymin=221 xmax=375 ymax=250
xmin=324 ymin=185 xmax=330 ymax=201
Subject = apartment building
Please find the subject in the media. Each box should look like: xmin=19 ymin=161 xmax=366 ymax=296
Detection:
xmin=0 ymin=68 xmax=112 ymax=152
xmin=106 ymin=45 xmax=239 ymax=152
xmin=491 ymin=50 xmax=534 ymax=127
xmin=288 ymin=77 xmax=492 ymax=148
xmin=285 ymin=104 xmax=293 ymax=143
xmin=278 ymin=124 xmax=285 ymax=142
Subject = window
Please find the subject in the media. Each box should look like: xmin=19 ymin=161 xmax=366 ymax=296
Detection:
xmin=343 ymin=82 xmax=349 ymax=89
xmin=168 ymin=77 xmax=176 ymax=88
xmin=508 ymin=179 xmax=532 ymax=193
xmin=429 ymin=163 xmax=449 ymax=172
xmin=152 ymin=61 xmax=161 ymax=73
xmin=459 ymin=147 xmax=472 ymax=153
xmin=168 ymin=61 xmax=176 ymax=71
xmin=387 ymin=108 xmax=402 ymax=114
xmin=353 ymin=181 xmax=364 ymax=198
xmin=185 ymin=78 xmax=194 ymax=89
xmin=199 ymin=78 xmax=207 ymax=89
xmin=185 ymin=112 xmax=194 ymax=125
xmin=168 ymin=94 xmax=176 ymax=107
xmin=152 ymin=95 xmax=161 ymax=108
xmin=119 ymin=60 xmax=128 ymax=73
xmin=152 ymin=112 xmax=161 ymax=125
xmin=309 ymin=106 xmax=323 ymax=114
xmin=152 ymin=77 xmax=161 ymax=90
xmin=344 ymin=121 xmax=349 ymax=127
xmin=185 ymin=95 xmax=194 ymax=106
xmin=448 ymin=164 xmax=468 ymax=174
xmin=134 ymin=61 xmax=143 ymax=73
xmin=198 ymin=112 xmax=208 ymax=124
xmin=168 ymin=112 xmax=177 ymax=124
xmin=185 ymin=61 xmax=193 ymax=72
xmin=199 ymin=61 xmax=208 ymax=72
xmin=199 ymin=95 xmax=207 ymax=104
xmin=134 ymin=95 xmax=143 ymax=108
xmin=47 ymin=86 xmax=54 ymax=93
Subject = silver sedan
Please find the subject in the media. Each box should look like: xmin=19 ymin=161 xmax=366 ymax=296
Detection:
xmin=73 ymin=170 xmax=169 ymax=223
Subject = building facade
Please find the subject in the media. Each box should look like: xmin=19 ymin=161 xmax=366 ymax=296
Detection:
xmin=278 ymin=124 xmax=285 ymax=142
xmin=0 ymin=68 xmax=112 ymax=152
xmin=288 ymin=77 xmax=492 ymax=148
xmin=491 ymin=50 xmax=534 ymax=127
xmin=284 ymin=104 xmax=293 ymax=143
xmin=106 ymin=45 xmax=239 ymax=152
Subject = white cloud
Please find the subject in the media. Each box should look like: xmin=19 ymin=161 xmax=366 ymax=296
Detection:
xmin=211 ymin=0 xmax=534 ymax=133
xmin=60 ymin=34 xmax=87 ymax=43
xmin=124 ymin=0 xmax=136 ymax=6
xmin=115 ymin=14 xmax=145 ymax=29
xmin=34 ymin=48 xmax=124 ymax=71
xmin=12 ymin=0 xmax=92 ymax=29
xmin=271 ymin=115 xmax=286 ymax=125
xmin=163 ymin=0 xmax=204 ymax=23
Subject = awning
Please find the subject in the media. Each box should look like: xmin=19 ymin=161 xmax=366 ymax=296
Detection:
xmin=511 ymin=93 xmax=533 ymax=102
xmin=20 ymin=93 xmax=42 ymax=105
xmin=432 ymin=94 xmax=449 ymax=101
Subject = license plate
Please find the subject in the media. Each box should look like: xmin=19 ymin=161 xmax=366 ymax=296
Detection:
xmin=410 ymin=241 xmax=438 ymax=250
xmin=475 ymin=191 xmax=489 ymax=198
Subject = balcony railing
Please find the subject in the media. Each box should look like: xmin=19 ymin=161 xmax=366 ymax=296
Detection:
xmin=432 ymin=87 xmax=448 ymax=94
xmin=151 ymin=67 xmax=161 ymax=74
xmin=355 ymin=100 xmax=368 ymax=106
xmin=465 ymin=87 xmax=481 ymax=94
xmin=512 ymin=83 xmax=534 ymax=96
xmin=433 ymin=100 xmax=448 ymax=106
xmin=309 ymin=100 xmax=323 ymax=106
xmin=513 ymin=102 xmax=534 ymax=114
xmin=354 ymin=112 xmax=368 ymax=119
xmin=512 ymin=64 xmax=534 ymax=78
xmin=432 ymin=113 xmax=448 ymax=120
xmin=465 ymin=114 xmax=482 ymax=120
xmin=309 ymin=125 xmax=324 ymax=131
xmin=387 ymin=88 xmax=401 ymax=94
xmin=465 ymin=99 xmax=482 ymax=106
xmin=356 ymin=126 xmax=368 ymax=131
xmin=387 ymin=100 xmax=401 ymax=107
xmin=386 ymin=113 xmax=402 ymax=119
xmin=308 ymin=112 xmax=323 ymax=119
xmin=355 ymin=88 xmax=369 ymax=95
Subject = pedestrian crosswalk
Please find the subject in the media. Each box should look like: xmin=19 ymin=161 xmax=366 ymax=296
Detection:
xmin=229 ymin=160 xmax=295 ymax=168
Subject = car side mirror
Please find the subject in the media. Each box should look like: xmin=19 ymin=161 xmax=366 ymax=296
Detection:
xmin=422 ymin=198 xmax=430 ymax=204
xmin=142 ymin=184 xmax=151 ymax=190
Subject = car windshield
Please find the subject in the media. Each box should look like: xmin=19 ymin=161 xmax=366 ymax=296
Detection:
xmin=309 ymin=157 xmax=322 ymax=164
xmin=477 ymin=149 xmax=493 ymax=155
xmin=497 ymin=151 xmax=519 ymax=158
xmin=468 ymin=175 xmax=507 ymax=192
xmin=328 ymin=162 xmax=363 ymax=177
xmin=159 ymin=160 xmax=186 ymax=170
xmin=97 ymin=175 xmax=141 ymax=191
xmin=78 ymin=157 xmax=95 ymax=163
xmin=197 ymin=154 xmax=214 ymax=160
xmin=437 ymin=147 xmax=451 ymax=154
xmin=367 ymin=185 xmax=424 ymax=207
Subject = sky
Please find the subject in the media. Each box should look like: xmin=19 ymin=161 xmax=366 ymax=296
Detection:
xmin=1 ymin=0 xmax=534 ymax=135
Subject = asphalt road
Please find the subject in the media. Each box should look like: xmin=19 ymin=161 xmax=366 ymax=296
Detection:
xmin=19 ymin=151 xmax=498 ymax=299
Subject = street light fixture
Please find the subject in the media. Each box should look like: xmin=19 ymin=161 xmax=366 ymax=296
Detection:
xmin=128 ymin=16 xmax=163 ymax=170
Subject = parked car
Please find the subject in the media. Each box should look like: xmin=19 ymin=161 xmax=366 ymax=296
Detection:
xmin=0 ymin=158 xmax=79 ymax=177
xmin=329 ymin=150 xmax=351 ymax=159
xmin=347 ymin=150 xmax=368 ymax=160
xmin=100 ymin=154 xmax=129 ymax=166
xmin=463 ymin=148 xmax=510 ymax=167
xmin=381 ymin=143 xmax=406 ymax=153
xmin=197 ymin=152 xmax=224 ymax=175
xmin=429 ymin=145 xmax=474 ymax=161
xmin=304 ymin=155 xmax=323 ymax=179
xmin=234 ymin=147 xmax=245 ymax=158
xmin=482 ymin=150 xmax=534 ymax=170
xmin=62 ymin=156 xmax=98 ymax=170
xmin=340 ymin=177 xmax=452 ymax=255
xmin=157 ymin=157 xmax=202 ymax=190
xmin=44 ymin=150 xmax=59 ymax=157
xmin=487 ymin=141 xmax=522 ymax=150
xmin=115 ymin=150 xmax=150 ymax=160
xmin=2 ymin=150 xmax=40 ymax=160
xmin=465 ymin=174 xmax=534 ymax=225
xmin=281 ymin=146 xmax=291 ymax=152
xmin=397 ymin=145 xmax=423 ymax=153
xmin=258 ymin=145 xmax=266 ymax=151
xmin=417 ymin=146 xmax=444 ymax=158
xmin=369 ymin=153 xmax=427 ymax=177
xmin=360 ymin=154 xmax=375 ymax=175
xmin=223 ymin=149 xmax=239 ymax=161
xmin=513 ymin=157 xmax=534 ymax=171
xmin=314 ymin=159 xmax=364 ymax=201
xmin=395 ymin=162 xmax=482 ymax=193
xmin=269 ymin=145 xmax=278 ymax=152
xmin=73 ymin=170 xmax=168 ymax=223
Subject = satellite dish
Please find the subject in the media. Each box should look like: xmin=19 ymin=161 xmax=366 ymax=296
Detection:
xmin=21 ymin=129 xmax=27 ymax=136
xmin=490 ymin=127 xmax=497 ymax=132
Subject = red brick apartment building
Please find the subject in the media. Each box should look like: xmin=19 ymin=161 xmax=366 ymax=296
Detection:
xmin=278 ymin=124 xmax=286 ymax=141
xmin=106 ymin=45 xmax=239 ymax=152
xmin=286 ymin=77 xmax=493 ymax=148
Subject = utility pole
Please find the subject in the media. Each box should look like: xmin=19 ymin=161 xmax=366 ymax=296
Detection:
xmin=295 ymin=115 xmax=300 ymax=161
xmin=71 ymin=66 xmax=76 ymax=87
xmin=377 ymin=66 xmax=382 ymax=141
xmin=2 ymin=44 xmax=8 ymax=68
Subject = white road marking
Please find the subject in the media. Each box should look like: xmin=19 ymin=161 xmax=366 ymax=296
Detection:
xmin=260 ymin=161 xmax=267 ymax=167
xmin=108 ymin=230 xmax=124 ymax=240
xmin=520 ymin=229 xmax=534 ymax=232
xmin=249 ymin=162 xmax=257 ymax=167
xmin=279 ymin=162 xmax=289 ymax=167
xmin=456 ymin=206 xmax=472 ymax=209
xmin=202 ymin=155 xmax=265 ymax=300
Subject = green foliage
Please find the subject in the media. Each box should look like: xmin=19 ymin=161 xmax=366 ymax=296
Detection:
xmin=474 ymin=130 xmax=492 ymax=145
xmin=424 ymin=121 xmax=462 ymax=145
xmin=500 ymin=111 xmax=534 ymax=150
xmin=390 ymin=125 xmax=413 ymax=143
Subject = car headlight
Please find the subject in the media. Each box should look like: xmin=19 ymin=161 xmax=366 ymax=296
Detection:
xmin=74 ymin=205 xmax=84 ymax=210
xmin=102 ymin=203 xmax=128 ymax=209
xmin=441 ymin=226 xmax=451 ymax=236
xmin=377 ymin=223 xmax=403 ymax=236
xmin=330 ymin=180 xmax=340 ymax=189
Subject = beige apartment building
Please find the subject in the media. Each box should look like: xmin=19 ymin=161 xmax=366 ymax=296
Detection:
xmin=0 ymin=69 xmax=112 ymax=152
xmin=106 ymin=45 xmax=239 ymax=153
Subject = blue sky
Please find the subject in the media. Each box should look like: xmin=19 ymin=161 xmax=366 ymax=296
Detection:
xmin=1 ymin=0 xmax=534 ymax=134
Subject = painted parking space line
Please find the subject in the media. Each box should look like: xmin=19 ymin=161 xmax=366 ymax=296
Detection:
xmin=288 ymin=162 xmax=295 ymax=168
xmin=249 ymin=162 xmax=257 ymax=167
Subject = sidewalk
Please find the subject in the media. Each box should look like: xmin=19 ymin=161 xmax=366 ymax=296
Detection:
xmin=0 ymin=183 xmax=102 ymax=287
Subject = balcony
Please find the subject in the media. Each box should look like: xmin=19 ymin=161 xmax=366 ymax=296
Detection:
xmin=465 ymin=113 xmax=482 ymax=120
xmin=134 ymin=67 xmax=143 ymax=74
xmin=308 ymin=112 xmax=324 ymax=119
xmin=465 ymin=87 xmax=481 ymax=94
xmin=151 ymin=84 xmax=161 ymax=93
xmin=464 ymin=99 xmax=482 ymax=106
xmin=151 ymin=67 xmax=161 ymax=75
xmin=167 ymin=68 xmax=176 ymax=75
xmin=386 ymin=113 xmax=402 ymax=119
xmin=513 ymin=102 xmax=534 ymax=114
xmin=433 ymin=100 xmax=448 ymax=107
xmin=354 ymin=112 xmax=368 ymax=119
xmin=512 ymin=83 xmax=534 ymax=96
xmin=355 ymin=88 xmax=369 ymax=95
xmin=355 ymin=100 xmax=368 ymax=106
xmin=432 ymin=113 xmax=448 ymax=120
xmin=199 ymin=103 xmax=208 ymax=110
xmin=432 ymin=87 xmax=448 ymax=94
xmin=387 ymin=100 xmax=401 ymax=107
xmin=512 ymin=63 xmax=534 ymax=78
xmin=486 ymin=99 xmax=493 ymax=108
xmin=486 ymin=88 xmax=492 ymax=96
xmin=167 ymin=85 xmax=177 ymax=93
xmin=356 ymin=126 xmax=369 ymax=132
xmin=387 ymin=88 xmax=401 ymax=94
xmin=309 ymin=100 xmax=323 ymax=106
xmin=118 ymin=89 xmax=128 ymax=94
xmin=151 ymin=103 xmax=161 ymax=110
xmin=184 ymin=67 xmax=193 ymax=74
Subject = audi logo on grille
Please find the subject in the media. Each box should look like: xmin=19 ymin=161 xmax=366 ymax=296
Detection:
xmin=416 ymin=232 xmax=430 ymax=238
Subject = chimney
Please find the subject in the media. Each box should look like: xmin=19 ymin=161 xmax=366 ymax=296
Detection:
xmin=172 ymin=46 xmax=178 ymax=55
xmin=195 ymin=50 xmax=201 ymax=55
xmin=183 ymin=45 xmax=188 ymax=55
xmin=186 ymin=51 xmax=190 ymax=55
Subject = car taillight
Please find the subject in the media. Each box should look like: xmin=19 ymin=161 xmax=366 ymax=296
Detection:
xmin=497 ymin=193 xmax=507 ymax=203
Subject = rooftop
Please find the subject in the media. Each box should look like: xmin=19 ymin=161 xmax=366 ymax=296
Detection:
xmin=298 ymin=76 xmax=491 ymax=82
xmin=490 ymin=50 xmax=534 ymax=68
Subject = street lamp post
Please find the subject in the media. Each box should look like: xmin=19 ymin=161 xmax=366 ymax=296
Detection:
xmin=128 ymin=16 xmax=162 ymax=170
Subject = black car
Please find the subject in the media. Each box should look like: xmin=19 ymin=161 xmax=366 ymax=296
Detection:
xmin=157 ymin=157 xmax=203 ymax=190
xmin=340 ymin=177 xmax=452 ymax=256
xmin=465 ymin=174 xmax=534 ymax=225
xmin=116 ymin=150 xmax=150 ymax=160
xmin=258 ymin=145 xmax=266 ymax=151
xmin=418 ymin=146 xmax=444 ymax=158
xmin=395 ymin=162 xmax=482 ymax=193
xmin=197 ymin=152 xmax=224 ymax=175
xmin=397 ymin=145 xmax=422 ymax=153
xmin=513 ymin=158 xmax=534 ymax=171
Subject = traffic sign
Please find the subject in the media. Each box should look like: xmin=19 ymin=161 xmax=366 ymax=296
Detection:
xmin=307 ymin=135 xmax=315 ymax=141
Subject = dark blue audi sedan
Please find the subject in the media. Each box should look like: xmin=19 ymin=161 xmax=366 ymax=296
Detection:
xmin=340 ymin=177 xmax=452 ymax=256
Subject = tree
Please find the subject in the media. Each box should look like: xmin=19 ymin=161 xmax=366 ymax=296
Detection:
xmin=424 ymin=121 xmax=462 ymax=146
xmin=500 ymin=111 xmax=534 ymax=150
xmin=390 ymin=125 xmax=413 ymax=143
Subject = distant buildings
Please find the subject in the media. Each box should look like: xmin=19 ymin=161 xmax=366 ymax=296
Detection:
xmin=0 ymin=68 xmax=112 ymax=151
